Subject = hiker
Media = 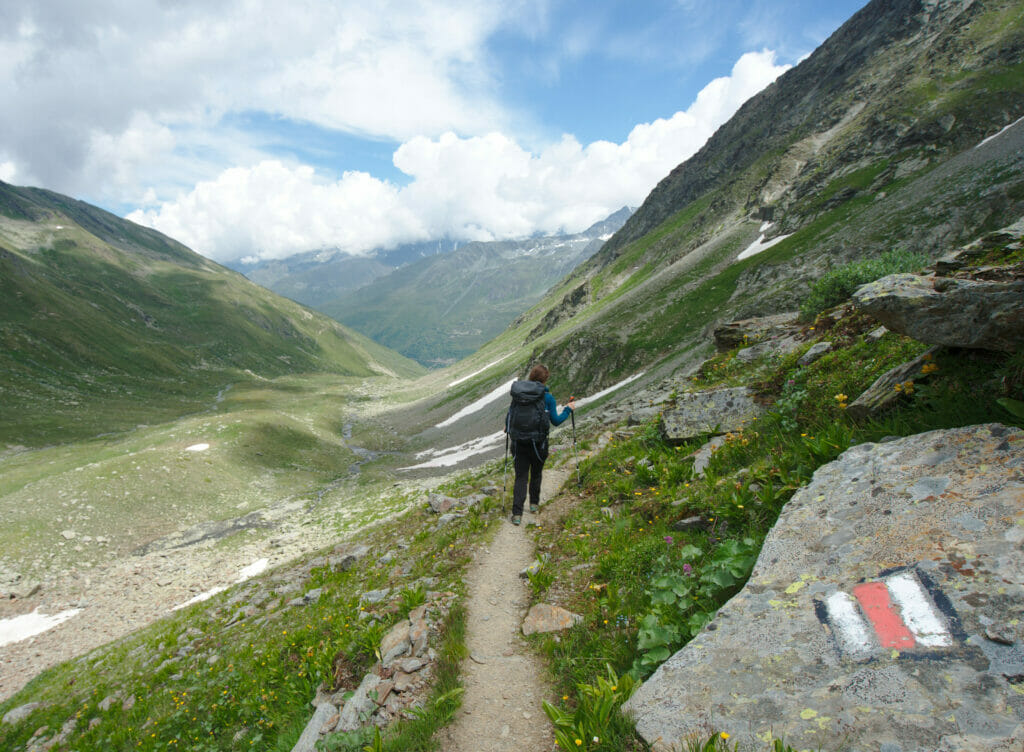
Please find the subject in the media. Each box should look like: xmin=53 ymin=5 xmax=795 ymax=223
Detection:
xmin=505 ymin=364 xmax=575 ymax=525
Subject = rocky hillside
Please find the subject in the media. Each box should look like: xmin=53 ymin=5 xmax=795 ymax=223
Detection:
xmin=474 ymin=0 xmax=1024 ymax=399
xmin=233 ymin=238 xmax=462 ymax=310
xmin=319 ymin=208 xmax=632 ymax=367
xmin=0 ymin=181 xmax=424 ymax=447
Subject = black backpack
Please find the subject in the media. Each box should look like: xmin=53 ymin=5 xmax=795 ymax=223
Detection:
xmin=505 ymin=380 xmax=549 ymax=442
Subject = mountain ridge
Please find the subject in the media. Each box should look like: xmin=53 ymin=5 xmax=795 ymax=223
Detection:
xmin=0 ymin=180 xmax=423 ymax=447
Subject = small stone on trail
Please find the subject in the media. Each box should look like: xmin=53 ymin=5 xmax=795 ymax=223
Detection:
xmin=522 ymin=603 xmax=583 ymax=635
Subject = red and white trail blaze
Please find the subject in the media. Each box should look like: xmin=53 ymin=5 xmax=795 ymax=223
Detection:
xmin=823 ymin=571 xmax=953 ymax=659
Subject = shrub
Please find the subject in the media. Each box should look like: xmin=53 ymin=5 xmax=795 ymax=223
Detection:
xmin=799 ymin=248 xmax=928 ymax=320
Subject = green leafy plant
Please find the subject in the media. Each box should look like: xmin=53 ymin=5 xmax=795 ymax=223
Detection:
xmin=527 ymin=564 xmax=556 ymax=597
xmin=997 ymin=397 xmax=1024 ymax=419
xmin=542 ymin=664 xmax=637 ymax=752
xmin=799 ymin=248 xmax=929 ymax=320
xmin=399 ymin=583 xmax=427 ymax=615
xmin=634 ymin=537 xmax=759 ymax=673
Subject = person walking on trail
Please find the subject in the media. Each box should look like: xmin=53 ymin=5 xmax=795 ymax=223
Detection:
xmin=505 ymin=364 xmax=575 ymax=526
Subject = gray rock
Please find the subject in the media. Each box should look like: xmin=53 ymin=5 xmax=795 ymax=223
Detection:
xmin=627 ymin=406 xmax=662 ymax=425
xmin=3 ymin=702 xmax=41 ymax=725
xmin=328 ymin=544 xmax=370 ymax=572
xmin=798 ymin=341 xmax=833 ymax=366
xmin=670 ymin=515 xmax=711 ymax=533
xmin=625 ymin=424 xmax=1024 ymax=752
xmin=846 ymin=347 xmax=938 ymax=421
xmin=435 ymin=513 xmax=461 ymax=527
xmin=854 ymin=272 xmax=1024 ymax=351
xmin=522 ymin=603 xmax=583 ymax=636
xmin=427 ymin=494 xmax=457 ymax=514
xmin=290 ymin=702 xmax=336 ymax=752
xmin=713 ymin=312 xmax=799 ymax=351
xmin=409 ymin=617 xmax=429 ymax=656
xmin=661 ymin=387 xmax=763 ymax=444
xmin=864 ymin=325 xmax=888 ymax=342
xmin=688 ymin=436 xmax=726 ymax=477
xmin=360 ymin=588 xmax=390 ymax=605
xmin=380 ymin=621 xmax=411 ymax=665
xmin=400 ymin=657 xmax=426 ymax=673
xmin=336 ymin=673 xmax=381 ymax=732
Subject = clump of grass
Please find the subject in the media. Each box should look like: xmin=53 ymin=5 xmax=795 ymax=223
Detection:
xmin=531 ymin=307 xmax=1021 ymax=750
xmin=799 ymin=248 xmax=929 ymax=320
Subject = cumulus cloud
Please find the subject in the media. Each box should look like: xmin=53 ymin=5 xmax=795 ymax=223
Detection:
xmin=0 ymin=160 xmax=16 ymax=183
xmin=0 ymin=0 xmax=520 ymax=197
xmin=133 ymin=50 xmax=789 ymax=262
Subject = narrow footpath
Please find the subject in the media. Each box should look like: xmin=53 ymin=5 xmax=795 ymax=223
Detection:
xmin=441 ymin=467 xmax=571 ymax=752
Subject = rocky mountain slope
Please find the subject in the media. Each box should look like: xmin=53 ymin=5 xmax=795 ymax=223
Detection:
xmin=0 ymin=181 xmax=423 ymax=447
xmin=242 ymin=209 xmax=631 ymax=368
xmin=233 ymin=238 xmax=462 ymax=310
xmin=466 ymin=0 xmax=1024 ymax=399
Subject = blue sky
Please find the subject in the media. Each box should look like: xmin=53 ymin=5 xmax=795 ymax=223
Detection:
xmin=0 ymin=0 xmax=868 ymax=262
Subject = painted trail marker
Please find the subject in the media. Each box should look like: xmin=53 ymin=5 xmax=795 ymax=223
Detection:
xmin=820 ymin=569 xmax=954 ymax=660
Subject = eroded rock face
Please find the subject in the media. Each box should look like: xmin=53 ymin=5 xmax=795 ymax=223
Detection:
xmin=660 ymin=387 xmax=763 ymax=443
xmin=625 ymin=424 xmax=1024 ymax=752
xmin=853 ymin=272 xmax=1024 ymax=351
xmin=713 ymin=312 xmax=799 ymax=351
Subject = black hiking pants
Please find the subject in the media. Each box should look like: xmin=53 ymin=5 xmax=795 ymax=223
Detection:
xmin=511 ymin=438 xmax=548 ymax=516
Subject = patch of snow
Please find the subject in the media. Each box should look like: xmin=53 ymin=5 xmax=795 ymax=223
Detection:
xmin=407 ymin=372 xmax=645 ymax=471
xmin=0 ymin=608 xmax=81 ymax=647
xmin=759 ymin=221 xmax=773 ymax=233
xmin=185 ymin=443 xmax=210 ymax=452
xmin=171 ymin=557 xmax=271 ymax=611
xmin=576 ymin=372 xmax=646 ymax=408
xmin=737 ymin=232 xmax=793 ymax=261
xmin=599 ymin=233 xmax=613 ymax=241
xmin=448 ymin=358 xmax=508 ymax=387
xmin=238 ymin=558 xmax=269 ymax=580
xmin=400 ymin=431 xmax=506 ymax=470
xmin=435 ymin=380 xmax=514 ymax=428
xmin=976 ymin=115 xmax=1024 ymax=149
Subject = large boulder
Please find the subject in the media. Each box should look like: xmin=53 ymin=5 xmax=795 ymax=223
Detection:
xmin=846 ymin=347 xmax=938 ymax=421
xmin=713 ymin=312 xmax=800 ymax=351
xmin=661 ymin=387 xmax=763 ymax=444
xmin=853 ymin=272 xmax=1024 ymax=351
xmin=624 ymin=424 xmax=1024 ymax=752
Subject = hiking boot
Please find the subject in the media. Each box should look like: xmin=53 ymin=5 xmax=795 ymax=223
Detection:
xmin=530 ymin=503 xmax=540 ymax=513
xmin=511 ymin=515 xmax=522 ymax=526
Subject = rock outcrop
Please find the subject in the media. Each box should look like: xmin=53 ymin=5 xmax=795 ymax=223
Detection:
xmin=660 ymin=387 xmax=764 ymax=444
xmin=712 ymin=312 xmax=800 ymax=352
xmin=846 ymin=347 xmax=938 ymax=421
xmin=853 ymin=271 xmax=1024 ymax=351
xmin=625 ymin=424 xmax=1024 ymax=752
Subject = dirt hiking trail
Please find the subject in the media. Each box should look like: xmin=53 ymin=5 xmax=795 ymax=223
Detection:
xmin=441 ymin=465 xmax=573 ymax=752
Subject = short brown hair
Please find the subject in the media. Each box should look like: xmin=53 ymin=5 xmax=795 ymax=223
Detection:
xmin=527 ymin=364 xmax=550 ymax=383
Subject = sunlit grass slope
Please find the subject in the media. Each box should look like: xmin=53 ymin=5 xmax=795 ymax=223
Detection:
xmin=0 ymin=181 xmax=424 ymax=447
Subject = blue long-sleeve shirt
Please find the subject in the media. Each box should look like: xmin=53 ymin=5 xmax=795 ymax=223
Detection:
xmin=544 ymin=390 xmax=572 ymax=427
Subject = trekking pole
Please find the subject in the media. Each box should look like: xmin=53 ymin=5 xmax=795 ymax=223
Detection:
xmin=502 ymin=433 xmax=510 ymax=517
xmin=570 ymin=400 xmax=581 ymax=488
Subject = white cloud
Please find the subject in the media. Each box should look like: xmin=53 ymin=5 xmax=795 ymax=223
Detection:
xmin=133 ymin=50 xmax=789 ymax=262
xmin=128 ymin=160 xmax=425 ymax=261
xmin=0 ymin=160 xmax=16 ymax=183
xmin=0 ymin=0 xmax=521 ymax=197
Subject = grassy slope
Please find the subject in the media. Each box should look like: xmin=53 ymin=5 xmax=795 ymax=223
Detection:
xmin=3 ymin=245 xmax=1020 ymax=751
xmin=0 ymin=183 xmax=423 ymax=447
